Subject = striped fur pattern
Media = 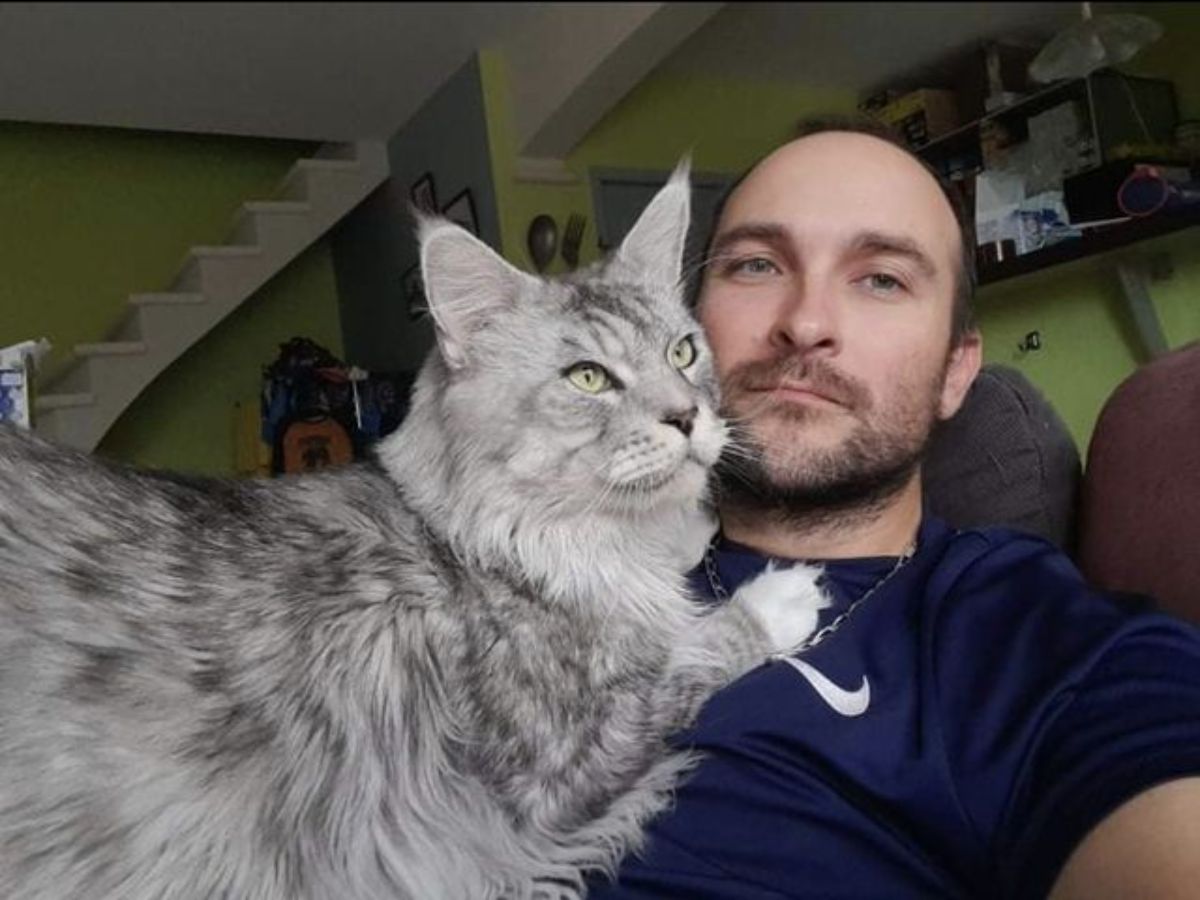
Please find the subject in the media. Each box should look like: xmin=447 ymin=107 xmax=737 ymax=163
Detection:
xmin=0 ymin=165 xmax=825 ymax=899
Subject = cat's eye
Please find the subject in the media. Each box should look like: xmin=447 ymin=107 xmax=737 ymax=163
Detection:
xmin=669 ymin=335 xmax=696 ymax=370
xmin=566 ymin=362 xmax=613 ymax=394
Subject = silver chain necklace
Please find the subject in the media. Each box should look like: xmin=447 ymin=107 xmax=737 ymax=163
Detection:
xmin=702 ymin=536 xmax=917 ymax=653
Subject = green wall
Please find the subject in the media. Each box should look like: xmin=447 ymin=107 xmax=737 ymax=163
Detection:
xmin=975 ymin=225 xmax=1200 ymax=450
xmin=0 ymin=121 xmax=343 ymax=475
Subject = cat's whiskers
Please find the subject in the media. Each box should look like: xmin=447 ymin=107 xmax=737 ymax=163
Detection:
xmin=714 ymin=440 xmax=761 ymax=465
xmin=580 ymin=476 xmax=620 ymax=520
xmin=674 ymin=249 xmax=738 ymax=295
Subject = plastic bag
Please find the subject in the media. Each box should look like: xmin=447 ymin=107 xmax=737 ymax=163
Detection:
xmin=1029 ymin=13 xmax=1163 ymax=83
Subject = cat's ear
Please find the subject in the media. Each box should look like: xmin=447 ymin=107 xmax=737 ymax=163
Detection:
xmin=612 ymin=156 xmax=692 ymax=289
xmin=418 ymin=216 xmax=537 ymax=370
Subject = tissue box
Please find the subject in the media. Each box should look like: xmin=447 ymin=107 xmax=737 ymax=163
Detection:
xmin=0 ymin=339 xmax=51 ymax=430
xmin=0 ymin=368 xmax=30 ymax=429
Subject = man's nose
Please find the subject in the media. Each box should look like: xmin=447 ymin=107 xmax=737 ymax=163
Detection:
xmin=768 ymin=276 xmax=840 ymax=356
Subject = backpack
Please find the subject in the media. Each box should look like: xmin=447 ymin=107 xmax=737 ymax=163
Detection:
xmin=261 ymin=338 xmax=357 ymax=475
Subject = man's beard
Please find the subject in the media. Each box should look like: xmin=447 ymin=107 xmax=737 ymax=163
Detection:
xmin=713 ymin=353 xmax=943 ymax=528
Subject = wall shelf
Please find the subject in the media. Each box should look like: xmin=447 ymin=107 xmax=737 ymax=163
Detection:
xmin=911 ymin=68 xmax=1189 ymax=293
xmin=977 ymin=205 xmax=1200 ymax=286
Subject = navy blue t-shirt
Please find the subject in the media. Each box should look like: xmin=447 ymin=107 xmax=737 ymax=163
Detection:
xmin=588 ymin=516 xmax=1200 ymax=899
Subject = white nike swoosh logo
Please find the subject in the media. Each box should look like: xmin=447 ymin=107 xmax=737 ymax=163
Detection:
xmin=781 ymin=658 xmax=871 ymax=717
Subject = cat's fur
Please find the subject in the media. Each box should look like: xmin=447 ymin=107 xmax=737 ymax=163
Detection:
xmin=0 ymin=165 xmax=826 ymax=899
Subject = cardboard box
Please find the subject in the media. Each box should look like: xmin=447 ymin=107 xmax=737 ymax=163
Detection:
xmin=871 ymin=89 xmax=959 ymax=148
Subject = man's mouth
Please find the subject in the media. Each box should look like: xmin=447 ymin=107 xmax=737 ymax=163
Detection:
xmin=725 ymin=356 xmax=867 ymax=418
xmin=746 ymin=381 xmax=846 ymax=408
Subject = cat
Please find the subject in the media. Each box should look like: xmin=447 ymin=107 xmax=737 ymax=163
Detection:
xmin=0 ymin=163 xmax=828 ymax=899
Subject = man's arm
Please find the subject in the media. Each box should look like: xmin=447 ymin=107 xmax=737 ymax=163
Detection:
xmin=1049 ymin=778 xmax=1200 ymax=900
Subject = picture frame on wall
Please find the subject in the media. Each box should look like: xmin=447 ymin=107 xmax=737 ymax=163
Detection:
xmin=410 ymin=172 xmax=437 ymax=214
xmin=401 ymin=262 xmax=427 ymax=321
xmin=441 ymin=188 xmax=479 ymax=236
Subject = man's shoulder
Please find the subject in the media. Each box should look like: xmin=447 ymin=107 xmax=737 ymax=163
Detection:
xmin=925 ymin=519 xmax=1091 ymax=600
xmin=917 ymin=518 xmax=1176 ymax=663
xmin=932 ymin=517 xmax=1062 ymax=557
xmin=917 ymin=519 xmax=1200 ymax=717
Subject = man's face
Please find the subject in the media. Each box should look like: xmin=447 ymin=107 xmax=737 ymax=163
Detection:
xmin=698 ymin=132 xmax=980 ymax=508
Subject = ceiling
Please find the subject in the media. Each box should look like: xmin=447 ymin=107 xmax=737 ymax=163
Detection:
xmin=0 ymin=2 xmax=1110 ymax=145
xmin=659 ymin=3 xmax=1082 ymax=90
xmin=0 ymin=2 xmax=545 ymax=141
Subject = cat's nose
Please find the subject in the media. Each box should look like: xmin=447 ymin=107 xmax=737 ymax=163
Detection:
xmin=661 ymin=406 xmax=698 ymax=437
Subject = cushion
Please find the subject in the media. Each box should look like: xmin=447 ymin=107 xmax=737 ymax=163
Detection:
xmin=924 ymin=364 xmax=1082 ymax=551
xmin=1078 ymin=342 xmax=1200 ymax=621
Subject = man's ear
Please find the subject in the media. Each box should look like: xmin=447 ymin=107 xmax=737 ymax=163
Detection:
xmin=938 ymin=330 xmax=983 ymax=420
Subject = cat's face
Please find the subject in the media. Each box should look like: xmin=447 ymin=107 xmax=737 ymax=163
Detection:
xmin=419 ymin=163 xmax=724 ymax=515
xmin=454 ymin=276 xmax=723 ymax=514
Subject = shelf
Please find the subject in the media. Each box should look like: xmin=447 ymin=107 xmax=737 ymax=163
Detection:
xmin=917 ymin=78 xmax=1086 ymax=161
xmin=977 ymin=205 xmax=1200 ymax=286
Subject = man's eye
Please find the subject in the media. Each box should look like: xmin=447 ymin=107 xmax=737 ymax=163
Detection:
xmin=726 ymin=256 xmax=778 ymax=276
xmin=862 ymin=272 xmax=905 ymax=293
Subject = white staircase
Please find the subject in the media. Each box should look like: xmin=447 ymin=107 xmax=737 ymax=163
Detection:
xmin=33 ymin=140 xmax=390 ymax=451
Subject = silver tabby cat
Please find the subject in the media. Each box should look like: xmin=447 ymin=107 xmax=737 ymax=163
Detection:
xmin=0 ymin=165 xmax=826 ymax=899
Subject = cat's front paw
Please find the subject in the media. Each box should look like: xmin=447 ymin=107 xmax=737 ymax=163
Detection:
xmin=734 ymin=563 xmax=830 ymax=654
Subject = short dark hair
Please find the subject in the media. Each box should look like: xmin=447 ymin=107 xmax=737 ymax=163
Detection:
xmin=694 ymin=114 xmax=976 ymax=343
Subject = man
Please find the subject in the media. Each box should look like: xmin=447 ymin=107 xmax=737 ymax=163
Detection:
xmin=590 ymin=120 xmax=1200 ymax=898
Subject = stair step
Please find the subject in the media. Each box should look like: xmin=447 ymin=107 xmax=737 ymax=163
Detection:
xmin=76 ymin=341 xmax=147 ymax=357
xmin=243 ymin=201 xmax=312 ymax=215
xmin=276 ymin=155 xmax=372 ymax=204
xmin=130 ymin=292 xmax=206 ymax=306
xmin=190 ymin=245 xmax=263 ymax=258
xmin=229 ymin=200 xmax=318 ymax=247
xmin=46 ymin=140 xmax=387 ymax=453
xmin=35 ymin=392 xmax=95 ymax=411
